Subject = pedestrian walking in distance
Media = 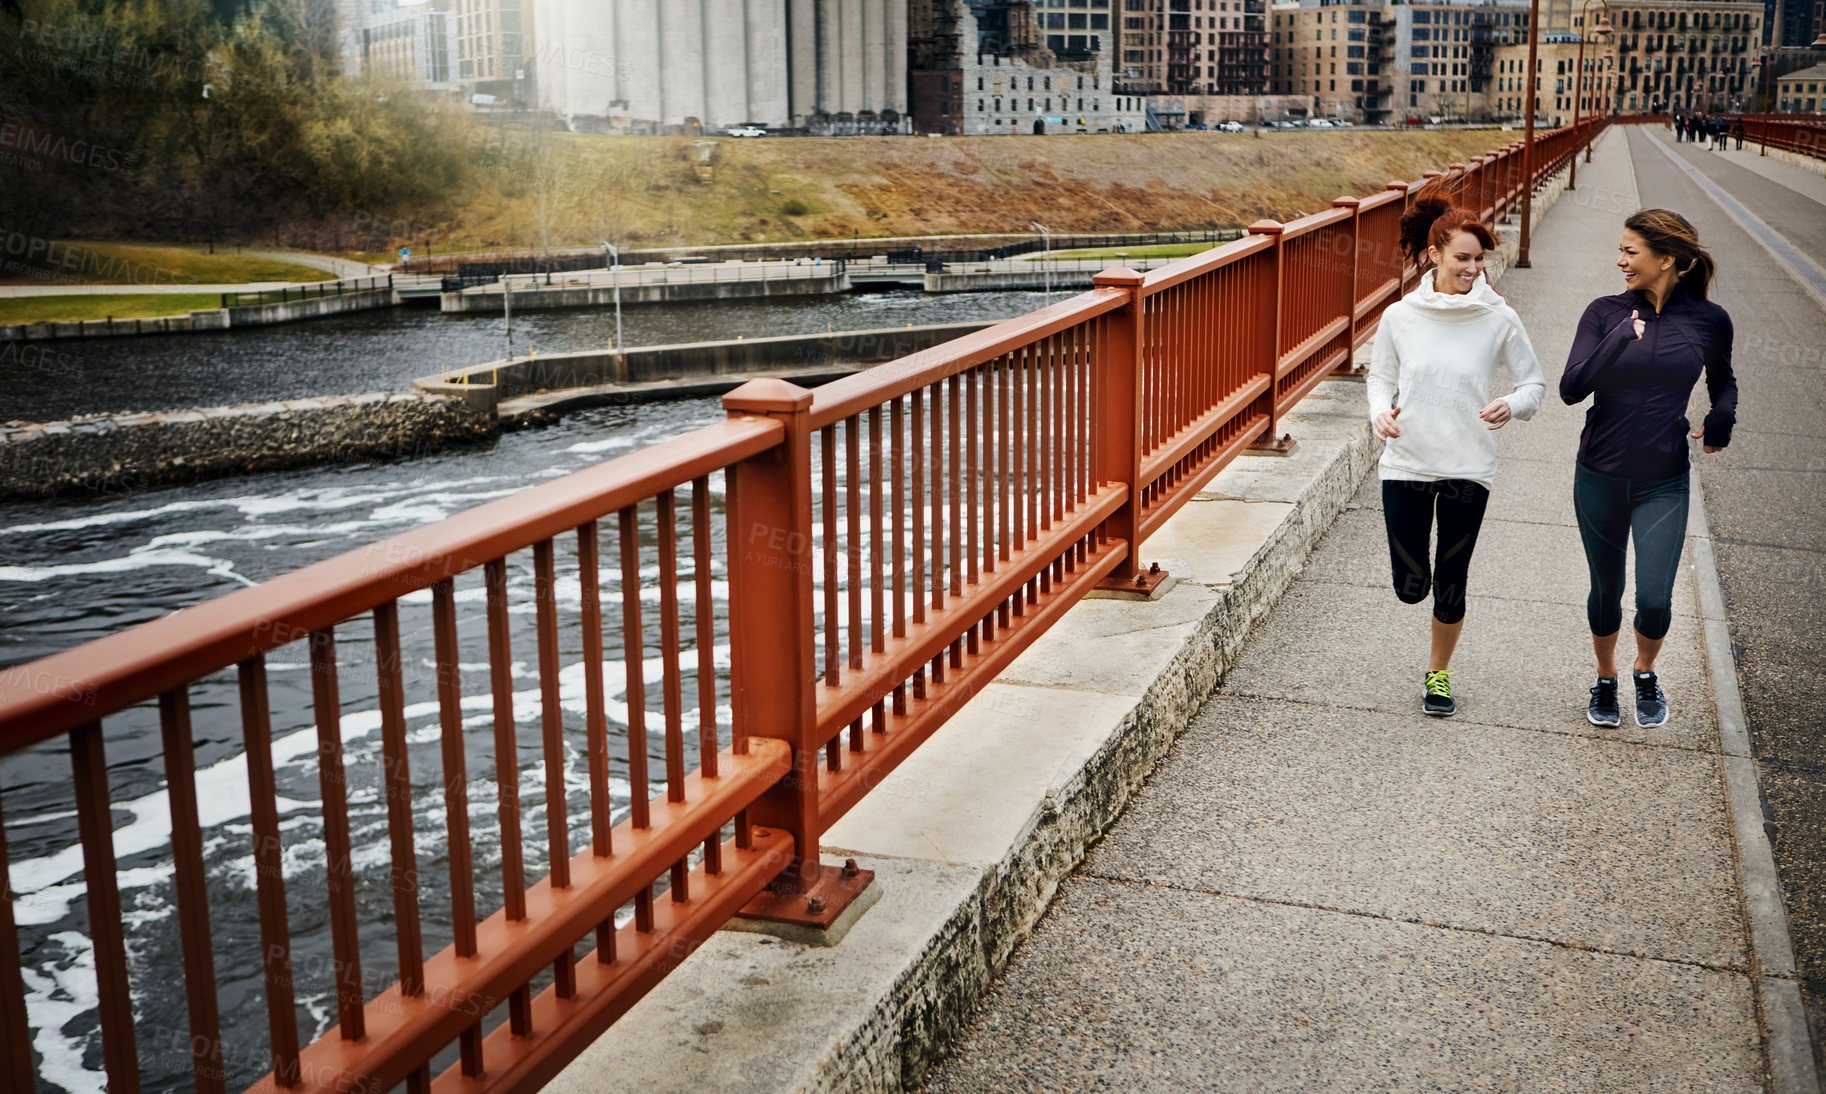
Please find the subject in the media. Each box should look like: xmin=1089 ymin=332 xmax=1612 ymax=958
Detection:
xmin=1369 ymin=177 xmax=1546 ymax=716
xmin=1561 ymin=209 xmax=1737 ymax=728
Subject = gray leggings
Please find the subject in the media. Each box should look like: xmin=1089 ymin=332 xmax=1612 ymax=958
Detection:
xmin=1573 ymin=464 xmax=1689 ymax=641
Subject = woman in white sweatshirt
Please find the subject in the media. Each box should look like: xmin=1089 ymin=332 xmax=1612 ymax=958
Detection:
xmin=1367 ymin=178 xmax=1546 ymax=716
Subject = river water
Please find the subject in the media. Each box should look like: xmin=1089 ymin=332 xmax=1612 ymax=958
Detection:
xmin=2 ymin=288 xmax=1050 ymax=425
xmin=0 ymin=287 xmax=1050 ymax=1092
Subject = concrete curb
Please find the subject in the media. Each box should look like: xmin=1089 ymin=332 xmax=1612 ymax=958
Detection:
xmin=1690 ymin=467 xmax=1823 ymax=1094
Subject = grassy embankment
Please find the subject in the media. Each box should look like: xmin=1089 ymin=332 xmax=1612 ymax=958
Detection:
xmin=0 ymin=245 xmax=327 ymax=324
xmin=0 ymin=294 xmax=224 ymax=324
xmin=416 ymin=128 xmax=1511 ymax=254
xmin=0 ymin=244 xmax=326 ymax=287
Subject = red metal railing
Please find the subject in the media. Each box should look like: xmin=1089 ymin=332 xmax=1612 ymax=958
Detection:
xmin=1741 ymin=115 xmax=1826 ymax=160
xmin=0 ymin=118 xmax=1606 ymax=1094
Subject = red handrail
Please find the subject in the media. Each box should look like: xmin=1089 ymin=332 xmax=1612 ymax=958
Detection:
xmin=0 ymin=118 xmax=1607 ymax=1094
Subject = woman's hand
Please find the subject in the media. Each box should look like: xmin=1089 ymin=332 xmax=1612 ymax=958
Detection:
xmin=1374 ymin=407 xmax=1402 ymax=440
xmin=1691 ymin=428 xmax=1723 ymax=454
xmin=1630 ymin=309 xmax=1645 ymax=339
xmin=1479 ymin=399 xmax=1513 ymax=430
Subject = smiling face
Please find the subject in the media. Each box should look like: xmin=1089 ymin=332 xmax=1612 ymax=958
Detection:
xmin=1427 ymin=229 xmax=1487 ymax=295
xmin=1617 ymin=228 xmax=1675 ymax=294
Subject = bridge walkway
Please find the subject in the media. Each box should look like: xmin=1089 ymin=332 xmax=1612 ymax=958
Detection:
xmin=923 ymin=126 xmax=1820 ymax=1092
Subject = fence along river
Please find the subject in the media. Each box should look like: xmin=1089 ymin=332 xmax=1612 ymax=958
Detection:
xmin=0 ymin=289 xmax=1053 ymax=1093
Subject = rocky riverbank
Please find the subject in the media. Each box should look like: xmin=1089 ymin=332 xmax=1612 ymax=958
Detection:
xmin=0 ymin=391 xmax=496 ymax=499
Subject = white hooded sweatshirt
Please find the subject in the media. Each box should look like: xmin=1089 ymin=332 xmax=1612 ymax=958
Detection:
xmin=1367 ymin=269 xmax=1545 ymax=489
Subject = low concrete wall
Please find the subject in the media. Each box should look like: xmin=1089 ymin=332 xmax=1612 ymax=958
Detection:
xmin=438 ymin=272 xmax=850 ymax=314
xmin=0 ymin=288 xmax=399 ymax=342
xmin=413 ymin=322 xmax=996 ymax=415
xmin=0 ymin=391 xmax=494 ymax=499
xmin=924 ymin=269 xmax=1107 ymax=293
xmin=221 ymin=287 xmax=399 ymax=326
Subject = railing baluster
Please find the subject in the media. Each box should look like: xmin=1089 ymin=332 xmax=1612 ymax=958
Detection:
xmin=373 ymin=602 xmax=425 ymax=999
xmin=618 ymin=504 xmax=654 ymax=931
xmin=239 ymin=656 xmax=300 ymax=1089
xmin=154 ymin=689 xmax=227 ymax=1093
xmin=68 ymin=721 xmax=140 ymax=1093
xmin=947 ymin=372 xmax=963 ymax=671
xmin=658 ymin=491 xmax=687 ymax=804
xmin=0 ymin=786 xmax=35 ymax=1094
xmin=432 ymin=579 xmax=485 ymax=1068
xmin=579 ymin=522 xmax=613 ymax=861
xmin=306 ymin=634 xmax=364 ymax=1046
xmin=486 ymin=559 xmax=528 ymax=922
xmin=892 ymin=396 xmax=910 ymax=715
xmin=535 ymin=538 xmax=578 ymax=1001
xmin=966 ymin=366 xmax=981 ymax=657
xmin=692 ymin=477 xmax=723 ymax=873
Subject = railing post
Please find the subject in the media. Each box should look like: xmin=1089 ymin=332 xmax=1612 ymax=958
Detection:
xmin=1089 ymin=266 xmax=1164 ymax=595
xmin=722 ymin=377 xmax=874 ymax=929
xmin=1246 ymin=219 xmax=1295 ymax=454
xmin=1332 ymin=197 xmax=1366 ymax=377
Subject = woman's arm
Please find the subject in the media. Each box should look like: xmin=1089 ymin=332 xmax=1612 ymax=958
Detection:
xmin=1559 ymin=299 xmax=1637 ymax=404
xmin=1699 ymin=308 xmax=1737 ymax=451
xmin=1367 ymin=311 xmax=1403 ymax=439
xmin=1497 ymin=320 xmax=1547 ymax=421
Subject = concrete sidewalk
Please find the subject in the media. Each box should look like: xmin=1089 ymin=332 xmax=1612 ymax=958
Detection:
xmin=924 ymin=127 xmax=1805 ymax=1092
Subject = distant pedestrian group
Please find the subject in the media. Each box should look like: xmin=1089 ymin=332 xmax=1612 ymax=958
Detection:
xmin=1368 ymin=170 xmax=1736 ymax=728
xmin=1672 ymin=112 xmax=1742 ymax=150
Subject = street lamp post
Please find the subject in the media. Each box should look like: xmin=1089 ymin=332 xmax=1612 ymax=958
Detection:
xmin=1517 ymin=0 xmax=1543 ymax=267
xmin=1569 ymin=0 xmax=1612 ymax=189
xmin=1030 ymin=220 xmax=1053 ymax=298
xmin=601 ymin=241 xmax=624 ymax=356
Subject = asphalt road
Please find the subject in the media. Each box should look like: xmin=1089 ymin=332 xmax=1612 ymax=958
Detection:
xmin=1623 ymin=126 xmax=1826 ymax=1067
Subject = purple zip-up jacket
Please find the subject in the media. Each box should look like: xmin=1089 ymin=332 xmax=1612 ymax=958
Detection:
xmin=1560 ymin=282 xmax=1737 ymax=479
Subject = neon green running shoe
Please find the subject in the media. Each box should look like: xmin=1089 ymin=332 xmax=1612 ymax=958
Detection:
xmin=1423 ymin=669 xmax=1456 ymax=717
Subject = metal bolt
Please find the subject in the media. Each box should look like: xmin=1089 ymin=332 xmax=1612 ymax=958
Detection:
xmin=806 ymin=897 xmax=826 ymax=915
xmin=1148 ymin=562 xmax=1160 ymax=575
xmin=840 ymin=858 xmax=860 ymax=881
xmin=1134 ymin=574 xmax=1147 ymax=587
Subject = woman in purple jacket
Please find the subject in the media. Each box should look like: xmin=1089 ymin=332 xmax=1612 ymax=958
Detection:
xmin=1561 ymin=209 xmax=1737 ymax=729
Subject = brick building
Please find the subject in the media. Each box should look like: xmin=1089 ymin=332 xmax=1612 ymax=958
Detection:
xmin=1605 ymin=0 xmax=1763 ymax=112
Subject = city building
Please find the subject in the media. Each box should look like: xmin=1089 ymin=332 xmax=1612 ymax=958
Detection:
xmin=362 ymin=2 xmax=461 ymax=91
xmin=530 ymin=0 xmax=905 ymax=134
xmin=1490 ymin=31 xmax=1614 ymax=124
xmin=457 ymin=0 xmax=534 ymax=105
xmin=910 ymin=1 xmax=1144 ymax=134
xmin=1271 ymin=0 xmax=1528 ymax=124
xmin=1774 ymin=58 xmax=1826 ymax=104
xmin=1604 ymin=0 xmax=1762 ymax=112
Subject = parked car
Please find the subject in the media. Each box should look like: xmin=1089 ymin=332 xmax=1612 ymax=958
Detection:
xmin=725 ymin=126 xmax=767 ymax=138
xmin=1308 ymin=118 xmax=1335 ymax=128
xmin=1218 ymin=120 xmax=1245 ymax=132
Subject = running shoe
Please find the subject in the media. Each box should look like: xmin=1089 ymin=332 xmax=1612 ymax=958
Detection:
xmin=1423 ymin=669 xmax=1456 ymax=717
xmin=1587 ymin=676 xmax=1620 ymax=727
xmin=1633 ymin=670 xmax=1668 ymax=727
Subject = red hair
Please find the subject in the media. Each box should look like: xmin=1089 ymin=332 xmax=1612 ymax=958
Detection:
xmin=1398 ymin=175 xmax=1497 ymax=266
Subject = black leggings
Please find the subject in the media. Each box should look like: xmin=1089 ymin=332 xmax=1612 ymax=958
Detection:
xmin=1382 ymin=478 xmax=1491 ymax=625
xmin=1573 ymin=464 xmax=1689 ymax=641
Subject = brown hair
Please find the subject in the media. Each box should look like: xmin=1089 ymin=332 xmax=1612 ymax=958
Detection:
xmin=1623 ymin=208 xmax=1715 ymax=300
xmin=1398 ymin=174 xmax=1497 ymax=267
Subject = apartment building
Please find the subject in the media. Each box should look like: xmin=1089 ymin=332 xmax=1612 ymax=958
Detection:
xmin=910 ymin=1 xmax=1145 ymax=133
xmin=1270 ymin=0 xmax=1530 ymax=123
xmin=1489 ymin=33 xmax=1615 ymax=122
xmin=362 ymin=1 xmax=460 ymax=90
xmin=1775 ymin=60 xmax=1826 ymax=106
xmin=1605 ymin=0 xmax=1763 ymax=111
xmin=530 ymin=0 xmax=906 ymax=134
xmin=1117 ymin=0 xmax=1272 ymax=94
xmin=457 ymin=0 xmax=532 ymax=103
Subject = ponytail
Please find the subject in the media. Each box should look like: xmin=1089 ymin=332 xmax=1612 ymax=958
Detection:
xmin=1398 ymin=174 xmax=1497 ymax=268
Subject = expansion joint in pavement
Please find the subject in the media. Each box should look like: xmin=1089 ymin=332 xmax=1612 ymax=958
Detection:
xmin=1072 ymin=870 xmax=1753 ymax=978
